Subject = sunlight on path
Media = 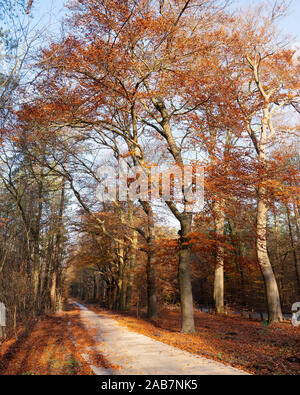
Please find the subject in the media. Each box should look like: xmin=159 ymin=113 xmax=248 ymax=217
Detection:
xmin=70 ymin=300 xmax=250 ymax=375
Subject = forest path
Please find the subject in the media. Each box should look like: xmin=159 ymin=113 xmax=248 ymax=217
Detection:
xmin=70 ymin=300 xmax=250 ymax=375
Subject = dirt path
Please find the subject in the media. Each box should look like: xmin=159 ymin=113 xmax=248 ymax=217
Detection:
xmin=71 ymin=301 xmax=249 ymax=375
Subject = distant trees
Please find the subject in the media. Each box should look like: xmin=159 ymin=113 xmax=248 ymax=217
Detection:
xmin=0 ymin=1 xmax=69 ymax=340
xmin=0 ymin=137 xmax=69 ymax=338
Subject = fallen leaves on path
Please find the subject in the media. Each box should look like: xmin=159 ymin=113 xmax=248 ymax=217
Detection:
xmin=0 ymin=303 xmax=120 ymax=375
xmin=67 ymin=305 xmax=121 ymax=372
xmin=0 ymin=308 xmax=93 ymax=375
xmin=86 ymin=304 xmax=300 ymax=375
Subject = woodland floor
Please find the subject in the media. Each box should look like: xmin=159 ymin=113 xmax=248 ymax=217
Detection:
xmin=0 ymin=304 xmax=113 ymax=375
xmin=85 ymin=302 xmax=300 ymax=375
xmin=0 ymin=301 xmax=299 ymax=375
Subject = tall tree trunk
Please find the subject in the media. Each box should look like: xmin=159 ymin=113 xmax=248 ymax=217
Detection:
xmin=293 ymin=201 xmax=300 ymax=238
xmin=93 ymin=274 xmax=97 ymax=300
xmin=247 ymin=101 xmax=283 ymax=323
xmin=126 ymin=202 xmax=137 ymax=310
xmin=257 ymin=186 xmax=282 ymax=322
xmin=33 ymin=181 xmax=43 ymax=313
xmin=126 ymin=232 xmax=137 ymax=310
xmin=107 ymin=282 xmax=113 ymax=310
xmin=112 ymin=280 xmax=118 ymax=310
xmin=154 ymin=99 xmax=195 ymax=331
xmin=50 ymin=178 xmax=65 ymax=312
xmin=213 ymin=200 xmax=225 ymax=313
xmin=126 ymin=117 xmax=158 ymax=316
xmin=228 ymin=220 xmax=246 ymax=305
xmin=286 ymin=204 xmax=300 ymax=294
xmin=178 ymin=213 xmax=195 ymax=333
xmin=209 ymin=128 xmax=230 ymax=314
xmin=274 ymin=209 xmax=285 ymax=304
xmin=146 ymin=251 xmax=158 ymax=319
xmin=117 ymin=246 xmax=125 ymax=311
xmin=140 ymin=201 xmax=158 ymax=319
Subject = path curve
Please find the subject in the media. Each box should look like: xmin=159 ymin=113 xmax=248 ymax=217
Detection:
xmin=71 ymin=301 xmax=250 ymax=375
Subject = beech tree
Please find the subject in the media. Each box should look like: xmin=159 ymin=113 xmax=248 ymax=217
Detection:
xmin=232 ymin=5 xmax=299 ymax=322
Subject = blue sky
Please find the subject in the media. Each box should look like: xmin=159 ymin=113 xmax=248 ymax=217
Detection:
xmin=237 ymin=0 xmax=300 ymax=41
xmin=33 ymin=0 xmax=300 ymax=40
